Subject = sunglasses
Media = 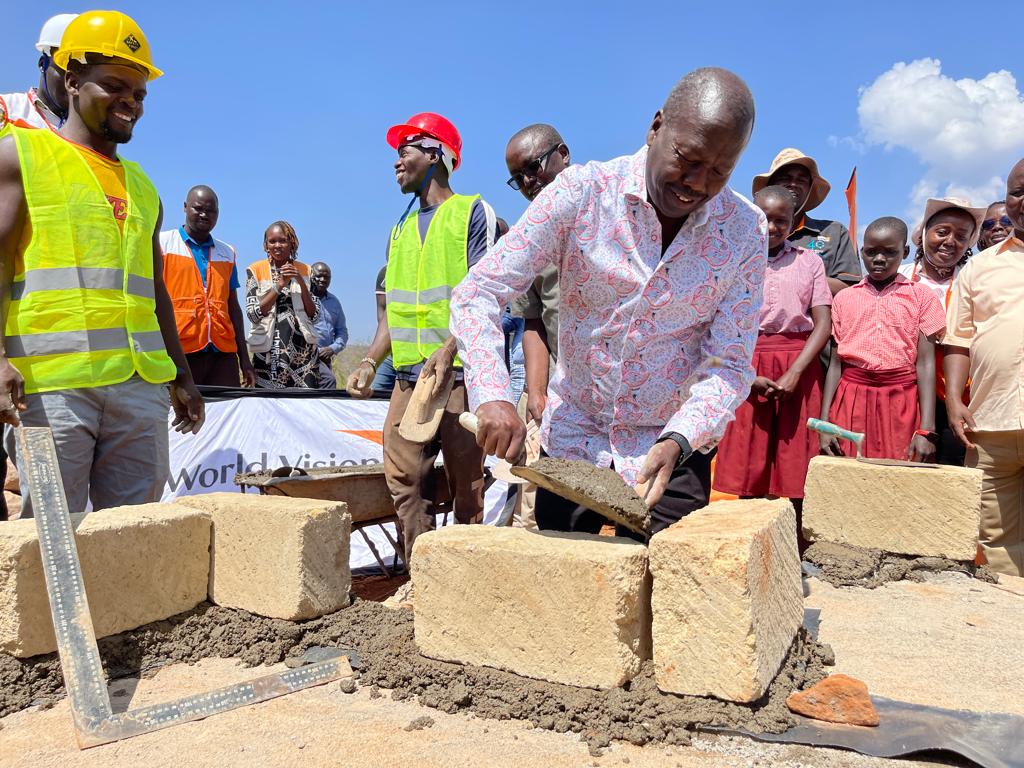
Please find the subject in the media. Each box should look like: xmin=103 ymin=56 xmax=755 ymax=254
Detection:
xmin=982 ymin=215 xmax=1012 ymax=230
xmin=507 ymin=144 xmax=561 ymax=191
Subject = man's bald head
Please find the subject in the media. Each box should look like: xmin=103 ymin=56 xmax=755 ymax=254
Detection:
xmin=644 ymin=68 xmax=755 ymax=223
xmin=1005 ymin=158 xmax=1024 ymax=238
xmin=186 ymin=185 xmax=218 ymax=205
xmin=505 ymin=123 xmax=571 ymax=202
xmin=183 ymin=184 xmax=219 ymax=240
xmin=506 ymin=123 xmax=564 ymax=150
xmin=662 ymin=67 xmax=755 ymax=141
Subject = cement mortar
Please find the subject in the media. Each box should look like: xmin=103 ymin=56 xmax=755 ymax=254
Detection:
xmin=0 ymin=601 xmax=830 ymax=751
xmin=0 ymin=604 xmax=298 ymax=717
xmin=803 ymin=541 xmax=997 ymax=589
xmin=522 ymin=457 xmax=651 ymax=534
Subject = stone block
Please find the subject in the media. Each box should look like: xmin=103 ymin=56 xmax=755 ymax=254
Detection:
xmin=649 ymin=499 xmax=802 ymax=702
xmin=3 ymin=491 xmax=21 ymax=520
xmin=175 ymin=492 xmax=351 ymax=620
xmin=0 ymin=504 xmax=210 ymax=658
xmin=411 ymin=526 xmax=649 ymax=689
xmin=803 ymin=456 xmax=982 ymax=560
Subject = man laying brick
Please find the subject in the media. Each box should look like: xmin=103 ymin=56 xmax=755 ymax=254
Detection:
xmin=451 ymin=68 xmax=766 ymax=536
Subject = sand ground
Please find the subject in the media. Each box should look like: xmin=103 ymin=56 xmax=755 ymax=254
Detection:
xmin=0 ymin=657 xmax=949 ymax=768
xmin=2 ymin=571 xmax=1020 ymax=767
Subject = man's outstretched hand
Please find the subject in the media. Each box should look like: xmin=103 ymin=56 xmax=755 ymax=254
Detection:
xmin=636 ymin=439 xmax=681 ymax=508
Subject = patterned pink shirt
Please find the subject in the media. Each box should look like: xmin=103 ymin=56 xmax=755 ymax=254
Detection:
xmin=450 ymin=147 xmax=768 ymax=485
xmin=760 ymin=242 xmax=832 ymax=333
xmin=831 ymin=274 xmax=946 ymax=370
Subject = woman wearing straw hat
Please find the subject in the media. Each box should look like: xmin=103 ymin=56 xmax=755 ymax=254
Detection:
xmin=753 ymin=148 xmax=861 ymax=295
xmin=898 ymin=197 xmax=986 ymax=465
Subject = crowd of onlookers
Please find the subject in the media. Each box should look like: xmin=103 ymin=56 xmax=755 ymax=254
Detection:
xmin=2 ymin=14 xmax=1021 ymax=582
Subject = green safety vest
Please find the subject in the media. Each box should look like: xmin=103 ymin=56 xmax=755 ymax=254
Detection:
xmin=385 ymin=194 xmax=477 ymax=368
xmin=5 ymin=126 xmax=176 ymax=394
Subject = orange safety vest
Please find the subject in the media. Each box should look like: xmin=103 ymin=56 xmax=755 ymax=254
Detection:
xmin=160 ymin=228 xmax=238 ymax=354
xmin=247 ymin=258 xmax=311 ymax=288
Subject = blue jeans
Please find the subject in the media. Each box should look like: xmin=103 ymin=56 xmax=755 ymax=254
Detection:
xmin=502 ymin=313 xmax=525 ymax=405
xmin=372 ymin=355 xmax=397 ymax=394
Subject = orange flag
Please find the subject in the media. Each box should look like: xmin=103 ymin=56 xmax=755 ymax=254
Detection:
xmin=845 ymin=168 xmax=858 ymax=251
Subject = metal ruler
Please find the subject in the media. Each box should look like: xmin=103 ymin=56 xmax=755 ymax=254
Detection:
xmin=16 ymin=427 xmax=350 ymax=749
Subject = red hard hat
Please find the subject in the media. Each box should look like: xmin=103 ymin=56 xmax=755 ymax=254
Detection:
xmin=386 ymin=112 xmax=462 ymax=171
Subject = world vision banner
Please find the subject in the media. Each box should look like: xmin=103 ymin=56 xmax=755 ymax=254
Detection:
xmin=164 ymin=394 xmax=509 ymax=569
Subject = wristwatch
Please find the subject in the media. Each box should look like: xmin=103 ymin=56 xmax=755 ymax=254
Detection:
xmin=657 ymin=432 xmax=693 ymax=466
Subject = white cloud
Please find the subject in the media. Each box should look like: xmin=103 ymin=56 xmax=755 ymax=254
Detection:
xmin=827 ymin=134 xmax=867 ymax=154
xmin=856 ymin=58 xmax=1024 ymax=216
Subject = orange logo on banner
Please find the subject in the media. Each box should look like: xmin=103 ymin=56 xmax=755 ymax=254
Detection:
xmin=337 ymin=429 xmax=384 ymax=446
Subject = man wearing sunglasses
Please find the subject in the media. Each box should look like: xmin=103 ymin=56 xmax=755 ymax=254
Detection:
xmin=978 ymin=201 xmax=1013 ymax=252
xmin=503 ymin=124 xmax=571 ymax=529
xmin=505 ymin=125 xmax=571 ymax=428
xmin=452 ymin=68 xmax=766 ymax=536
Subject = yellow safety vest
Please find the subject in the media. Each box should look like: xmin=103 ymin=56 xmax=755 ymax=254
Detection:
xmin=5 ymin=126 xmax=176 ymax=394
xmin=385 ymin=194 xmax=476 ymax=368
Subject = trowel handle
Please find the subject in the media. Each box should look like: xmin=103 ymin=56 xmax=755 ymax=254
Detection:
xmin=459 ymin=412 xmax=479 ymax=436
xmin=806 ymin=418 xmax=864 ymax=449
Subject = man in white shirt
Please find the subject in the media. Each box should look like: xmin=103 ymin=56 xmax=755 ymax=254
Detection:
xmin=451 ymin=68 xmax=766 ymax=535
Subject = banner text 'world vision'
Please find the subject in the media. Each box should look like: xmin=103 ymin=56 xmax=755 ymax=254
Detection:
xmin=167 ymin=452 xmax=380 ymax=493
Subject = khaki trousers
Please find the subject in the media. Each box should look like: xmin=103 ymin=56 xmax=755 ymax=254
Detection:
xmin=512 ymin=392 xmax=538 ymax=530
xmin=383 ymin=379 xmax=484 ymax=563
xmin=967 ymin=430 xmax=1024 ymax=577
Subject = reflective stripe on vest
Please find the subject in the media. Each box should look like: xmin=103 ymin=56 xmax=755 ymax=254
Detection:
xmin=4 ymin=327 xmax=167 ymax=357
xmin=10 ymin=266 xmax=155 ymax=301
xmin=160 ymin=229 xmax=238 ymax=354
xmin=6 ymin=126 xmax=176 ymax=394
xmin=385 ymin=194 xmax=476 ymax=368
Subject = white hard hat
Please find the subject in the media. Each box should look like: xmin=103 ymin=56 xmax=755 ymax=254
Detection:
xmin=35 ymin=13 xmax=79 ymax=55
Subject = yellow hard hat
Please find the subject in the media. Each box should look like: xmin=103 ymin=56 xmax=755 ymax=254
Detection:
xmin=53 ymin=10 xmax=163 ymax=80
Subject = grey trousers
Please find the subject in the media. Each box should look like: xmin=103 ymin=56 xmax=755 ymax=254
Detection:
xmin=317 ymin=361 xmax=337 ymax=389
xmin=5 ymin=376 xmax=170 ymax=517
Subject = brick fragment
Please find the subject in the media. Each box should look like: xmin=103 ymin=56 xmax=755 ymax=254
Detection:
xmin=786 ymin=674 xmax=880 ymax=726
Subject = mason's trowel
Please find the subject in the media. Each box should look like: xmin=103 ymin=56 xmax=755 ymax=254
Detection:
xmin=806 ymin=419 xmax=941 ymax=468
xmin=458 ymin=413 xmax=650 ymax=536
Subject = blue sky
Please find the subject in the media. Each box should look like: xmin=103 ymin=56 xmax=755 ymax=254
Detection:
xmin=4 ymin=1 xmax=1022 ymax=339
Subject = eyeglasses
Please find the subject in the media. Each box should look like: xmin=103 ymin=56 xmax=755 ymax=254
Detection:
xmin=507 ymin=144 xmax=561 ymax=191
xmin=982 ymin=215 xmax=1013 ymax=230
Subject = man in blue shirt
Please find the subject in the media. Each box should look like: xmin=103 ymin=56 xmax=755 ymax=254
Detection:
xmin=161 ymin=185 xmax=255 ymax=387
xmin=310 ymin=262 xmax=348 ymax=388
